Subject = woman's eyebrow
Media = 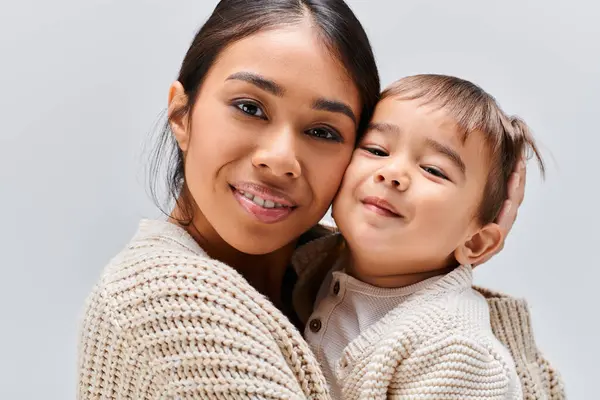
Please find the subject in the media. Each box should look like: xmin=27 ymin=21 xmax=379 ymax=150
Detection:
xmin=226 ymin=71 xmax=356 ymax=124
xmin=313 ymin=98 xmax=356 ymax=125
xmin=226 ymin=71 xmax=285 ymax=96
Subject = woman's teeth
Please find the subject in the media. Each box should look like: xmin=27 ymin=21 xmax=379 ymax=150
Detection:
xmin=238 ymin=190 xmax=286 ymax=208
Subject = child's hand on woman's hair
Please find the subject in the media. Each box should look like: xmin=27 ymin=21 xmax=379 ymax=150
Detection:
xmin=475 ymin=158 xmax=527 ymax=266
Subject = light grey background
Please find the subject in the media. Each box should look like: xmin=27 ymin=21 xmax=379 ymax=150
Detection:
xmin=0 ymin=0 xmax=596 ymax=398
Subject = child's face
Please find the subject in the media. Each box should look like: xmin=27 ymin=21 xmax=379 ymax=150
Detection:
xmin=333 ymin=97 xmax=497 ymax=278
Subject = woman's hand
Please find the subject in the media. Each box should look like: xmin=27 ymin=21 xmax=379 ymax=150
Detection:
xmin=475 ymin=159 xmax=527 ymax=266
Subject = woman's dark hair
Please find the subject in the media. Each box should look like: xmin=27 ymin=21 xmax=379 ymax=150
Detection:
xmin=149 ymin=0 xmax=380 ymax=222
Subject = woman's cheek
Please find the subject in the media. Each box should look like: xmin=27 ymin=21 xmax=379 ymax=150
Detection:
xmin=311 ymin=155 xmax=351 ymax=209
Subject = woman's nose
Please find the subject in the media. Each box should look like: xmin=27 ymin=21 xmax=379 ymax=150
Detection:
xmin=251 ymin=128 xmax=301 ymax=179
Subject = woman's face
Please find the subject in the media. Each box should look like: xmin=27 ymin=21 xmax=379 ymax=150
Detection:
xmin=169 ymin=23 xmax=361 ymax=255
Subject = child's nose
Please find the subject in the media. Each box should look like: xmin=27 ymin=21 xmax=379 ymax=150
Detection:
xmin=374 ymin=170 xmax=410 ymax=191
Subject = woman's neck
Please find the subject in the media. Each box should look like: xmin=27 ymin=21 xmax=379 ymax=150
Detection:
xmin=169 ymin=207 xmax=295 ymax=307
xmin=205 ymin=238 xmax=296 ymax=307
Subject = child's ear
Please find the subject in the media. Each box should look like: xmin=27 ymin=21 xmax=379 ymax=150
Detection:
xmin=168 ymin=81 xmax=190 ymax=152
xmin=454 ymin=223 xmax=504 ymax=267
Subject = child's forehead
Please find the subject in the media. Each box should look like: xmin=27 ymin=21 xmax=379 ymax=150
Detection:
xmin=369 ymin=97 xmax=493 ymax=172
xmin=371 ymin=97 xmax=466 ymax=143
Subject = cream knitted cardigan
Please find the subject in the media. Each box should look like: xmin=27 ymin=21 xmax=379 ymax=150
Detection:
xmin=77 ymin=219 xmax=330 ymax=399
xmin=291 ymin=234 xmax=566 ymax=400
xmin=78 ymin=220 xmax=565 ymax=399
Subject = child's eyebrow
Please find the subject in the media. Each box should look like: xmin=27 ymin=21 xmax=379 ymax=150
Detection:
xmin=367 ymin=122 xmax=466 ymax=175
xmin=425 ymin=138 xmax=466 ymax=175
xmin=367 ymin=122 xmax=401 ymax=135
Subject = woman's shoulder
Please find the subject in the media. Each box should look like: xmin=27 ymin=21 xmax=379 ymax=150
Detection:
xmin=82 ymin=219 xmax=296 ymax=353
xmin=79 ymin=220 xmax=331 ymax=399
xmin=89 ymin=219 xmax=258 ymax=320
xmin=99 ymin=219 xmax=225 ymax=280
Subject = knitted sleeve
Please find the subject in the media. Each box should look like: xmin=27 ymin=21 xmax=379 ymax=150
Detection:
xmin=390 ymin=333 xmax=516 ymax=399
xmin=78 ymin=256 xmax=330 ymax=399
xmin=341 ymin=333 xmax=516 ymax=400
xmin=485 ymin=292 xmax=566 ymax=399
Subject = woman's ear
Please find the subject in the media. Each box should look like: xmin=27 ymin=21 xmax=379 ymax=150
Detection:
xmin=168 ymin=81 xmax=190 ymax=152
xmin=454 ymin=223 xmax=504 ymax=267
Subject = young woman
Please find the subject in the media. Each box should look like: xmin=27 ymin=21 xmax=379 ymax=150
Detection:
xmin=77 ymin=1 xmax=545 ymax=399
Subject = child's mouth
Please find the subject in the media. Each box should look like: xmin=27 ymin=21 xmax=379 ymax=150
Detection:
xmin=361 ymin=196 xmax=403 ymax=218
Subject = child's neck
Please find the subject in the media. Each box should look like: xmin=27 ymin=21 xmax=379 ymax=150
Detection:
xmin=344 ymin=248 xmax=453 ymax=289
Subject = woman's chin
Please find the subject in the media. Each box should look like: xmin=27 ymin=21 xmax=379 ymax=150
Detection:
xmin=224 ymin=229 xmax=296 ymax=255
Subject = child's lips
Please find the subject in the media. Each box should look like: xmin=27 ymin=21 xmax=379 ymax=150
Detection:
xmin=361 ymin=196 xmax=403 ymax=218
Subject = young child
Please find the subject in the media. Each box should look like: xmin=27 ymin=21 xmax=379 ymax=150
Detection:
xmin=302 ymin=75 xmax=545 ymax=399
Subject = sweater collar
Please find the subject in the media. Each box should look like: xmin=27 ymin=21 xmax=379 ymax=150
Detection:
xmin=290 ymin=232 xmax=478 ymax=324
xmin=340 ymin=264 xmax=474 ymax=367
xmin=134 ymin=219 xmax=207 ymax=256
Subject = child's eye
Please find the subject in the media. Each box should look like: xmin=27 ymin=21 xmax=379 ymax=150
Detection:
xmin=233 ymin=100 xmax=266 ymax=119
xmin=363 ymin=147 xmax=388 ymax=157
xmin=306 ymin=127 xmax=343 ymax=143
xmin=422 ymin=166 xmax=449 ymax=180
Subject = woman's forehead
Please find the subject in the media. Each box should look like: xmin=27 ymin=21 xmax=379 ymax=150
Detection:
xmin=207 ymin=25 xmax=360 ymax=106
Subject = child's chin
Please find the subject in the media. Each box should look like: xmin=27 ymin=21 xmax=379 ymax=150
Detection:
xmin=346 ymin=227 xmax=397 ymax=251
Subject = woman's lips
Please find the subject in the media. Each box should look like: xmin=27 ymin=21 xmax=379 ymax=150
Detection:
xmin=230 ymin=183 xmax=297 ymax=224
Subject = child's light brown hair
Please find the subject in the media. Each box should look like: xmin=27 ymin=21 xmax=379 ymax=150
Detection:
xmin=382 ymin=74 xmax=544 ymax=225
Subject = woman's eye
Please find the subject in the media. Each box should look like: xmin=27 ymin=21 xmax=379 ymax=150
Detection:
xmin=422 ymin=166 xmax=449 ymax=180
xmin=306 ymin=127 xmax=342 ymax=142
xmin=234 ymin=101 xmax=266 ymax=119
xmin=364 ymin=147 xmax=388 ymax=157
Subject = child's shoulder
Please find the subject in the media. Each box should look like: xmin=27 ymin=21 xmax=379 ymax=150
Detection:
xmin=378 ymin=286 xmax=518 ymax=371
xmin=342 ymin=286 xmax=522 ymax=398
xmin=376 ymin=276 xmax=494 ymax=345
xmin=413 ymin=287 xmax=519 ymax=381
xmin=425 ymin=284 xmax=498 ymax=341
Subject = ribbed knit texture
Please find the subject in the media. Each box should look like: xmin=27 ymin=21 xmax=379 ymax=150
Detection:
xmin=306 ymin=264 xmax=523 ymax=399
xmin=306 ymin=259 xmax=443 ymax=397
xmin=292 ymin=233 xmax=567 ymax=400
xmin=78 ymin=221 xmax=566 ymax=399
xmin=77 ymin=219 xmax=331 ymax=399
xmin=477 ymin=287 xmax=566 ymax=400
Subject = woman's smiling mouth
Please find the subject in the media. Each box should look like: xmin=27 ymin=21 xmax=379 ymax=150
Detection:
xmin=230 ymin=183 xmax=297 ymax=223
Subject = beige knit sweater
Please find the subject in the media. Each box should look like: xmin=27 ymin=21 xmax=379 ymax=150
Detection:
xmin=292 ymin=233 xmax=566 ymax=400
xmin=306 ymin=263 xmax=523 ymax=399
xmin=77 ymin=219 xmax=330 ymax=399
xmin=78 ymin=220 xmax=565 ymax=399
